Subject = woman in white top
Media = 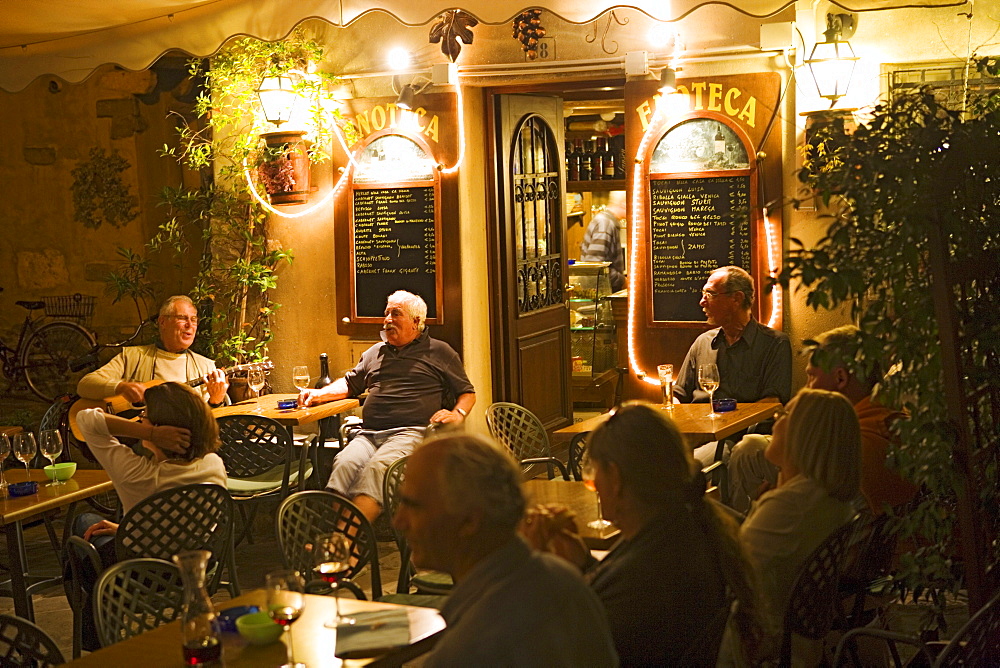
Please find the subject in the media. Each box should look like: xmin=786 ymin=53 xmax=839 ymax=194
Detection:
xmin=736 ymin=388 xmax=860 ymax=665
xmin=70 ymin=382 xmax=227 ymax=650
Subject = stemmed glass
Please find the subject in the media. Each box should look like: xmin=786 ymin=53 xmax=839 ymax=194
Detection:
xmin=39 ymin=430 xmax=64 ymax=486
xmin=0 ymin=434 xmax=10 ymax=491
xmin=248 ymin=367 xmax=266 ymax=414
xmin=581 ymin=453 xmax=612 ymax=530
xmin=292 ymin=366 xmax=311 ymax=414
xmin=698 ymin=362 xmax=721 ymax=419
xmin=13 ymin=433 xmax=37 ymax=482
xmin=657 ymin=363 xmax=673 ymax=409
xmin=266 ymin=570 xmax=306 ymax=668
xmin=313 ymin=532 xmax=355 ymax=627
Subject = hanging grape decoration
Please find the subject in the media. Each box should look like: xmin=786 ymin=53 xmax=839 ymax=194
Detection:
xmin=513 ymin=10 xmax=546 ymax=60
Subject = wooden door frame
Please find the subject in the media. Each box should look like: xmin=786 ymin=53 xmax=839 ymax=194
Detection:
xmin=484 ymin=79 xmax=624 ymax=410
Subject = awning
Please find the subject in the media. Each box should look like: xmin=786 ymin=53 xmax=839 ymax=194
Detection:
xmin=0 ymin=0 xmax=967 ymax=92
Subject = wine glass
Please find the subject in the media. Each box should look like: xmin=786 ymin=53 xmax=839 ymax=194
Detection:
xmin=0 ymin=434 xmax=10 ymax=490
xmin=39 ymin=430 xmax=64 ymax=486
xmin=265 ymin=570 xmax=306 ymax=668
xmin=313 ymin=532 xmax=355 ymax=627
xmin=292 ymin=365 xmax=311 ymax=414
xmin=13 ymin=432 xmax=37 ymax=481
xmin=698 ymin=362 xmax=721 ymax=418
xmin=248 ymin=367 xmax=266 ymax=414
xmin=581 ymin=453 xmax=612 ymax=530
xmin=657 ymin=363 xmax=674 ymax=409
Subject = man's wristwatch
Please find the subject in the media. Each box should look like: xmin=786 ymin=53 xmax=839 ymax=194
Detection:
xmin=455 ymin=407 xmax=468 ymax=418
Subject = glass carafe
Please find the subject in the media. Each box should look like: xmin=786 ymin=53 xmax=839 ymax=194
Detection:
xmin=173 ymin=550 xmax=222 ymax=666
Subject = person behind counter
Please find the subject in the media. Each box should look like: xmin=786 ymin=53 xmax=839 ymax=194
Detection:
xmin=297 ymin=290 xmax=475 ymax=522
xmin=580 ymin=190 xmax=626 ymax=292
xmin=76 ymin=295 xmax=228 ymax=407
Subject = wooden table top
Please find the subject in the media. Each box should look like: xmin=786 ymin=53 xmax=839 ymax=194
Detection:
xmin=66 ymin=589 xmax=446 ymax=667
xmin=553 ymin=400 xmax=782 ymax=447
xmin=0 ymin=469 xmax=112 ymax=525
xmin=522 ymin=479 xmax=621 ymax=550
xmin=213 ymin=394 xmax=359 ymax=427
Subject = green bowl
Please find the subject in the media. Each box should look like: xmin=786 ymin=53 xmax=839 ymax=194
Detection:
xmin=235 ymin=611 xmax=283 ymax=645
xmin=43 ymin=462 xmax=77 ymax=481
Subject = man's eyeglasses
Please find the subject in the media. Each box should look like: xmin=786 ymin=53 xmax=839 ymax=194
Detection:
xmin=701 ymin=290 xmax=732 ymax=300
xmin=163 ymin=315 xmax=199 ymax=325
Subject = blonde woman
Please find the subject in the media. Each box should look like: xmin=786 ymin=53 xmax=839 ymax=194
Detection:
xmin=738 ymin=388 xmax=861 ymax=664
xmin=523 ymin=401 xmax=762 ymax=666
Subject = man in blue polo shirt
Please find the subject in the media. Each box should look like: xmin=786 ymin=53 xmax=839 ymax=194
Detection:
xmin=298 ymin=290 xmax=475 ymax=521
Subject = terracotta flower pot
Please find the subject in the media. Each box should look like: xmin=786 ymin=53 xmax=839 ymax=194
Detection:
xmin=260 ymin=130 xmax=311 ymax=205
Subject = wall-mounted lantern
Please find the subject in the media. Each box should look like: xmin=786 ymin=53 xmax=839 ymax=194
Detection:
xmin=805 ymin=13 xmax=859 ymax=107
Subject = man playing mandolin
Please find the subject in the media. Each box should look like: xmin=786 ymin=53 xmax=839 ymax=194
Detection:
xmin=77 ymin=295 xmax=229 ymax=408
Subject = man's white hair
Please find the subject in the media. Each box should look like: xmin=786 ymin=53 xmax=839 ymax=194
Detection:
xmin=387 ymin=290 xmax=427 ymax=331
xmin=159 ymin=295 xmax=196 ymax=317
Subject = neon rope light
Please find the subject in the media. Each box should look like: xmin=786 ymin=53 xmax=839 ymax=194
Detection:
xmin=763 ymin=206 xmax=782 ymax=328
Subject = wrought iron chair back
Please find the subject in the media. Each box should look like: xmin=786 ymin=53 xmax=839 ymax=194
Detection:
xmin=276 ymin=490 xmax=382 ymax=599
xmin=0 ymin=613 xmax=66 ymax=667
xmin=114 ymin=483 xmax=237 ymax=596
xmin=93 ymin=558 xmax=184 ymax=648
xmin=486 ymin=402 xmax=568 ymax=479
xmin=382 ymin=456 xmax=453 ymax=597
xmin=779 ymin=515 xmax=859 ymax=667
xmin=935 ymin=589 xmax=1000 ymax=667
xmin=216 ymin=414 xmax=293 ymax=486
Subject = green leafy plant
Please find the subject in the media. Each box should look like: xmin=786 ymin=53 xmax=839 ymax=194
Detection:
xmin=71 ymin=147 xmax=139 ymax=229
xmin=784 ymin=82 xmax=1000 ymax=628
xmin=106 ymin=30 xmax=349 ymax=365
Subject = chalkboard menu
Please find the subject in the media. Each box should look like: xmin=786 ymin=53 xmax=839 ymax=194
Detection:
xmin=648 ymin=175 xmax=751 ymax=322
xmin=352 ymin=185 xmax=438 ymax=320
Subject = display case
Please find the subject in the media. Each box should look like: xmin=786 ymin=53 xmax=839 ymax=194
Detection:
xmin=568 ymin=261 xmax=618 ymax=405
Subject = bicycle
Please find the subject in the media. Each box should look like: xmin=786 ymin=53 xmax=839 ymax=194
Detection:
xmin=0 ymin=287 xmax=97 ymax=402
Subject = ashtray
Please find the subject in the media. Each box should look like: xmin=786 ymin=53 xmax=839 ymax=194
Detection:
xmin=8 ymin=481 xmax=38 ymax=497
xmin=713 ymin=398 xmax=737 ymax=413
xmin=218 ymin=605 xmax=260 ymax=633
xmin=277 ymin=398 xmax=298 ymax=410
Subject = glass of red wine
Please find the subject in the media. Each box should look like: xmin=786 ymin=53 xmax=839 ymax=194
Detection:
xmin=265 ymin=570 xmax=306 ymax=668
xmin=313 ymin=532 xmax=355 ymax=627
xmin=582 ymin=452 xmax=612 ymax=530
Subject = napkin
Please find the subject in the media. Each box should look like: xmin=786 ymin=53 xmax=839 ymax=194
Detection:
xmin=335 ymin=609 xmax=410 ymax=657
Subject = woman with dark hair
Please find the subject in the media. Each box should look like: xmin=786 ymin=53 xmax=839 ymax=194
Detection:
xmin=523 ymin=401 xmax=762 ymax=666
xmin=70 ymin=382 xmax=227 ymax=650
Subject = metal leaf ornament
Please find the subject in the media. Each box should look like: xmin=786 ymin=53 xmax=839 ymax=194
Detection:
xmin=429 ymin=10 xmax=478 ymax=62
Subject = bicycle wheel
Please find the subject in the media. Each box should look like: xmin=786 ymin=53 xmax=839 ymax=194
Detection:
xmin=21 ymin=321 xmax=96 ymax=402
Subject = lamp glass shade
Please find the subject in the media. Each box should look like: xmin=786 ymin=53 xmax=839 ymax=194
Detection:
xmin=806 ymin=39 xmax=858 ymax=102
xmin=396 ymin=84 xmax=417 ymax=111
xmin=256 ymin=75 xmax=297 ymax=126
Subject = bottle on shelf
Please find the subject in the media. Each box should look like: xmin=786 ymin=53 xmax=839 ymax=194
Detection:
xmin=610 ymin=135 xmax=626 ymax=179
xmin=315 ymin=353 xmax=332 ymax=389
xmin=714 ymin=128 xmax=726 ymax=155
xmin=599 ymin=138 xmax=616 ymax=180
xmin=580 ymin=140 xmax=594 ymax=181
xmin=567 ymin=139 xmax=581 ymax=181
xmin=591 ymin=139 xmax=605 ymax=181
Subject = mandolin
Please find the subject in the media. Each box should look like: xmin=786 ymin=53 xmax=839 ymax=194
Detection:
xmin=68 ymin=361 xmax=272 ymax=441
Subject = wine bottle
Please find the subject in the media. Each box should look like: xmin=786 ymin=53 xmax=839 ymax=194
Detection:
xmin=568 ymin=140 xmax=581 ymax=181
xmin=714 ymin=128 xmax=726 ymax=155
xmin=315 ymin=353 xmax=332 ymax=389
xmin=600 ymin=138 xmax=615 ymax=180
xmin=581 ymin=140 xmax=594 ymax=181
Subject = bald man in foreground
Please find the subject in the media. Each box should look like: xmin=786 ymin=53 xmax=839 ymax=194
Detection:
xmin=394 ymin=434 xmax=618 ymax=667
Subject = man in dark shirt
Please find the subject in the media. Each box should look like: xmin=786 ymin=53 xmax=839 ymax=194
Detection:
xmin=673 ymin=266 xmax=791 ymax=466
xmin=298 ymin=290 xmax=475 ymax=521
